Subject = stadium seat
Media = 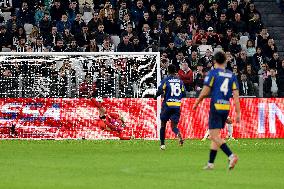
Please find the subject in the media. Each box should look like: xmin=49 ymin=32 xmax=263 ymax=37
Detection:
xmin=3 ymin=12 xmax=11 ymax=22
xmin=1 ymin=47 xmax=11 ymax=52
xmin=83 ymin=12 xmax=92 ymax=23
xmin=239 ymin=36 xmax=249 ymax=49
xmin=24 ymin=24 xmax=33 ymax=35
xmin=111 ymin=35 xmax=121 ymax=51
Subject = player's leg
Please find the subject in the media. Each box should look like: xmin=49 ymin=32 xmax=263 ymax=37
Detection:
xmin=170 ymin=108 xmax=183 ymax=146
xmin=209 ymin=128 xmax=238 ymax=170
xmin=160 ymin=106 xmax=170 ymax=150
xmin=160 ymin=121 xmax=167 ymax=150
xmin=226 ymin=117 xmax=234 ymax=140
xmin=204 ymin=140 xmax=218 ymax=170
xmin=202 ymin=129 xmax=210 ymax=141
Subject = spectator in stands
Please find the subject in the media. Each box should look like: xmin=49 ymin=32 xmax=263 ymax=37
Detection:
xmin=71 ymin=13 xmax=85 ymax=35
xmin=178 ymin=62 xmax=193 ymax=91
xmin=79 ymin=73 xmax=96 ymax=97
xmin=257 ymin=27 xmax=271 ymax=49
xmin=164 ymin=3 xmax=176 ymax=22
xmin=131 ymin=0 xmax=146 ymax=24
xmin=118 ymin=0 xmax=130 ymax=21
xmin=170 ymin=15 xmax=185 ymax=34
xmin=225 ymin=51 xmax=236 ymax=71
xmin=52 ymin=38 xmax=66 ymax=52
xmin=65 ymin=38 xmax=82 ymax=52
xmin=277 ymin=60 xmax=284 ymax=78
xmin=226 ymin=0 xmax=242 ymax=21
xmin=15 ymin=37 xmax=26 ymax=52
xmin=248 ymin=13 xmax=263 ymax=39
xmin=121 ymin=24 xmax=137 ymax=42
xmin=268 ymin=52 xmax=281 ymax=69
xmin=119 ymin=13 xmax=135 ymax=33
xmin=93 ymin=23 xmax=107 ymax=45
xmin=6 ymin=12 xmax=23 ymax=34
xmin=75 ymin=24 xmax=91 ymax=47
xmin=245 ymin=39 xmax=256 ymax=57
xmin=239 ymin=72 xmax=255 ymax=96
xmin=193 ymin=28 xmax=207 ymax=45
xmin=159 ymin=25 xmax=174 ymax=49
xmin=153 ymin=12 xmax=167 ymax=34
xmin=263 ymin=38 xmax=277 ymax=59
xmin=132 ymin=36 xmax=144 ymax=52
xmin=44 ymin=26 xmax=61 ymax=48
xmin=216 ymin=13 xmax=231 ymax=35
xmin=199 ymin=49 xmax=213 ymax=69
xmin=137 ymin=12 xmax=152 ymax=34
xmin=201 ymin=13 xmax=215 ymax=31
xmin=39 ymin=12 xmax=52 ymax=37
xmin=99 ymin=36 xmax=115 ymax=52
xmin=206 ymin=27 xmax=220 ymax=47
xmin=103 ymin=11 xmax=119 ymax=35
xmin=62 ymin=29 xmax=74 ymax=46
xmin=117 ymin=33 xmax=134 ymax=52
xmin=17 ymin=1 xmax=34 ymax=24
xmin=50 ymin=0 xmax=65 ymax=22
xmin=196 ymin=3 xmax=206 ymax=22
xmin=14 ymin=26 xmax=26 ymax=43
xmin=56 ymin=13 xmax=72 ymax=34
xmin=245 ymin=64 xmax=259 ymax=85
xmin=99 ymin=0 xmax=116 ymax=22
xmin=264 ymin=68 xmax=280 ymax=97
xmin=258 ymin=63 xmax=269 ymax=81
xmin=87 ymin=12 xmax=100 ymax=35
xmin=32 ymin=37 xmax=45 ymax=52
xmin=193 ymin=63 xmax=205 ymax=96
xmin=236 ymin=50 xmax=250 ymax=72
xmin=27 ymin=26 xmax=40 ymax=45
xmin=174 ymin=30 xmax=190 ymax=49
xmin=34 ymin=2 xmax=46 ymax=25
xmin=187 ymin=15 xmax=199 ymax=35
xmin=160 ymin=52 xmax=170 ymax=78
xmin=85 ymin=39 xmax=99 ymax=52
xmin=232 ymin=13 xmax=246 ymax=36
xmin=232 ymin=65 xmax=241 ymax=83
xmin=252 ymin=46 xmax=265 ymax=71
xmin=228 ymin=35 xmax=242 ymax=56
xmin=220 ymin=28 xmax=234 ymax=51
xmin=244 ymin=3 xmax=260 ymax=23
xmin=188 ymin=51 xmax=200 ymax=70
xmin=181 ymin=39 xmax=198 ymax=58
xmin=139 ymin=23 xmax=157 ymax=50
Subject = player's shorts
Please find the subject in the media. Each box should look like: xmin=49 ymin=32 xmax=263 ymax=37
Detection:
xmin=209 ymin=111 xmax=229 ymax=129
xmin=160 ymin=106 xmax=180 ymax=124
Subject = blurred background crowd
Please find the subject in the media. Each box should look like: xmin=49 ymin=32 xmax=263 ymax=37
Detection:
xmin=0 ymin=0 xmax=283 ymax=97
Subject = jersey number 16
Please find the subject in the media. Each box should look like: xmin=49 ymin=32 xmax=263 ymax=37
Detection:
xmin=170 ymin=83 xmax=181 ymax=96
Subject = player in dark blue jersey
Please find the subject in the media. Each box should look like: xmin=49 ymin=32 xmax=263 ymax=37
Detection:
xmin=156 ymin=64 xmax=186 ymax=150
xmin=193 ymin=51 xmax=241 ymax=170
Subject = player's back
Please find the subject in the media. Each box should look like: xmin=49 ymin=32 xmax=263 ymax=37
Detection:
xmin=205 ymin=68 xmax=239 ymax=113
xmin=159 ymin=75 xmax=186 ymax=108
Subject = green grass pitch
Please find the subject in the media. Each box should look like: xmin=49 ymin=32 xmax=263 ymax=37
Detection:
xmin=0 ymin=139 xmax=283 ymax=189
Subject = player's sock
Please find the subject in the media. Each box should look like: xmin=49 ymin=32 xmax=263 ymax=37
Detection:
xmin=209 ymin=149 xmax=217 ymax=163
xmin=228 ymin=124 xmax=233 ymax=138
xmin=172 ymin=127 xmax=180 ymax=136
xmin=160 ymin=127 xmax=166 ymax=145
xmin=220 ymin=143 xmax=233 ymax=157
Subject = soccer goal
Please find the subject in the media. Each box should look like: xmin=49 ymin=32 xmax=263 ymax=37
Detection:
xmin=0 ymin=52 xmax=161 ymax=140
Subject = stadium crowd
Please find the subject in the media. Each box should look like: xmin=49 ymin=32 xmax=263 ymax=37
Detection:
xmin=0 ymin=0 xmax=284 ymax=97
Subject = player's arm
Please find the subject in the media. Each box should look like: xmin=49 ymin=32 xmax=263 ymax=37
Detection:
xmin=181 ymin=81 xmax=186 ymax=98
xmin=193 ymin=86 xmax=211 ymax=110
xmin=232 ymin=76 xmax=241 ymax=123
xmin=233 ymin=90 xmax=240 ymax=123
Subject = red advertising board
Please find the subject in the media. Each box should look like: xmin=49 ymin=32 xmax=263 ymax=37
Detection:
xmin=0 ymin=98 xmax=283 ymax=139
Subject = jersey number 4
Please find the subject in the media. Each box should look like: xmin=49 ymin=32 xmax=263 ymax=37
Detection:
xmin=220 ymin=78 xmax=229 ymax=96
xmin=170 ymin=83 xmax=181 ymax=96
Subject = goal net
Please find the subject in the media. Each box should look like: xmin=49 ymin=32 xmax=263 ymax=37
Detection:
xmin=0 ymin=52 xmax=161 ymax=140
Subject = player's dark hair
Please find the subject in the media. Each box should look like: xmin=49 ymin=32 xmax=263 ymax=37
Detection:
xmin=167 ymin=64 xmax=177 ymax=75
xmin=214 ymin=51 xmax=227 ymax=65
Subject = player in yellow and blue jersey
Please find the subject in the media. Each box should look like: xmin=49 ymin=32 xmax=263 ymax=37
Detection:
xmin=193 ymin=51 xmax=241 ymax=170
xmin=156 ymin=64 xmax=186 ymax=150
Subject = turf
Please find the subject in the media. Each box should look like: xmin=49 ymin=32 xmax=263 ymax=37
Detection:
xmin=0 ymin=139 xmax=283 ymax=189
